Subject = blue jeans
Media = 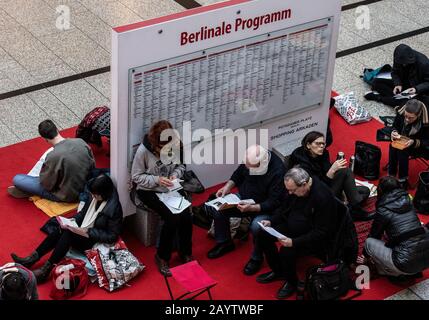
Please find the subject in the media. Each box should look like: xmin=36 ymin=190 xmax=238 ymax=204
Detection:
xmin=206 ymin=204 xmax=270 ymax=261
xmin=13 ymin=174 xmax=60 ymax=201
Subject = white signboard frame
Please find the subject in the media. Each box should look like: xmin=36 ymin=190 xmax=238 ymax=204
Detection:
xmin=111 ymin=0 xmax=342 ymax=216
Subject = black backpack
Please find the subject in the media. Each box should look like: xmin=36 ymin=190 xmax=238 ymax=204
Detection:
xmin=353 ymin=141 xmax=381 ymax=180
xmin=413 ymin=171 xmax=429 ymax=214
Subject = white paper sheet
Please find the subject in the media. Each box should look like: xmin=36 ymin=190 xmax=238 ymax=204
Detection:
xmin=156 ymin=191 xmax=191 ymax=214
xmin=258 ymin=222 xmax=287 ymax=239
xmin=28 ymin=147 xmax=54 ymax=177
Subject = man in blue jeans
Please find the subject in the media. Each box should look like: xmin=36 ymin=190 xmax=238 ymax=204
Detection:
xmin=7 ymin=120 xmax=95 ymax=203
xmin=206 ymin=145 xmax=286 ymax=276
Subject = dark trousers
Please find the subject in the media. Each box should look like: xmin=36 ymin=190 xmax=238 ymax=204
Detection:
xmin=36 ymin=229 xmax=95 ymax=264
xmin=137 ymin=190 xmax=193 ymax=261
xmin=257 ymin=230 xmax=324 ymax=286
xmin=371 ymin=78 xmax=408 ymax=107
xmin=388 ymin=144 xmax=410 ymax=180
xmin=331 ymin=168 xmax=363 ymax=206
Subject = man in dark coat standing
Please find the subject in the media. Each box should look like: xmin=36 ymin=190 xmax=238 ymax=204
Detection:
xmin=365 ymin=44 xmax=429 ymax=107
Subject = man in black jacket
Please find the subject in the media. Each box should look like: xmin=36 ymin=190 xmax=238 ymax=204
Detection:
xmin=206 ymin=145 xmax=286 ymax=276
xmin=255 ymin=167 xmax=338 ymax=299
xmin=365 ymin=44 xmax=429 ymax=107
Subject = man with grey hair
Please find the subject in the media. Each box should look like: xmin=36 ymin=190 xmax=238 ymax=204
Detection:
xmin=255 ymin=167 xmax=338 ymax=299
xmin=206 ymin=145 xmax=286 ymax=276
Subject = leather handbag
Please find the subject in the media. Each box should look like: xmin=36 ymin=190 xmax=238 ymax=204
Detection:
xmin=353 ymin=141 xmax=381 ymax=180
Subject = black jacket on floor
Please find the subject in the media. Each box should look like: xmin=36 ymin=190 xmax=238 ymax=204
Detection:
xmin=392 ymin=44 xmax=429 ymax=95
xmin=369 ymin=189 xmax=429 ymax=274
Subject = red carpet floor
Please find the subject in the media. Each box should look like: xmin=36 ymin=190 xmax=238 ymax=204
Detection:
xmin=1 ymin=108 xmax=429 ymax=300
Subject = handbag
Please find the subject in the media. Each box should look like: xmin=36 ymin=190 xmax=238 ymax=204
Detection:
xmin=304 ymin=260 xmax=361 ymax=300
xmin=413 ymin=171 xmax=429 ymax=214
xmin=353 ymin=141 xmax=381 ymax=180
xmin=376 ymin=127 xmax=394 ymax=142
xmin=85 ymin=239 xmax=145 ymax=292
xmin=49 ymin=258 xmax=89 ymax=300
xmin=182 ymin=170 xmax=205 ymax=194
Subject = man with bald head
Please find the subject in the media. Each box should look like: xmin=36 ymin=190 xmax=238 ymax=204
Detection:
xmin=206 ymin=145 xmax=286 ymax=276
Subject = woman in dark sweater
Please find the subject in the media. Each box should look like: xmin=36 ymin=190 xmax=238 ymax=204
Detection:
xmin=358 ymin=176 xmax=429 ymax=280
xmin=287 ymin=131 xmax=370 ymax=220
xmin=388 ymin=99 xmax=429 ymax=189
xmin=11 ymin=174 xmax=123 ymax=283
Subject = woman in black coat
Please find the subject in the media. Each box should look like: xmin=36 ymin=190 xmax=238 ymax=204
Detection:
xmin=287 ymin=131 xmax=370 ymax=220
xmin=11 ymin=174 xmax=123 ymax=283
xmin=358 ymin=176 xmax=429 ymax=279
xmin=388 ymin=99 xmax=429 ymax=189
xmin=365 ymin=43 xmax=429 ymax=107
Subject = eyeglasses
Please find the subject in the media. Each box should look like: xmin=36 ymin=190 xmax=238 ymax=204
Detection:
xmin=312 ymin=141 xmax=326 ymax=147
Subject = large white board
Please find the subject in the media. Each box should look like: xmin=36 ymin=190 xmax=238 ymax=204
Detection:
xmin=112 ymin=0 xmax=342 ymax=216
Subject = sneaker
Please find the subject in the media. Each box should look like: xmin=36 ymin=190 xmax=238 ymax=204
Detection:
xmin=7 ymin=186 xmax=31 ymax=199
xmin=364 ymin=91 xmax=381 ymax=101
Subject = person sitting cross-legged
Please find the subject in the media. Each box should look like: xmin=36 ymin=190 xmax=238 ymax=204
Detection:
xmin=206 ymin=145 xmax=286 ymax=276
xmin=11 ymin=174 xmax=123 ymax=283
xmin=255 ymin=167 xmax=338 ymax=299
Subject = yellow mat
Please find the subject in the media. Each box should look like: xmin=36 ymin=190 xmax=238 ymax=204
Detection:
xmin=29 ymin=196 xmax=78 ymax=217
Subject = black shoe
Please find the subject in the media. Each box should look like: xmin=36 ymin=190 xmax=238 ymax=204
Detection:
xmin=33 ymin=261 xmax=53 ymax=284
xmin=357 ymin=186 xmax=370 ymax=204
xmin=277 ymin=281 xmax=297 ymax=299
xmin=349 ymin=205 xmax=375 ymax=221
xmin=155 ymin=254 xmax=172 ymax=277
xmin=243 ymin=259 xmax=262 ymax=276
xmin=256 ymin=271 xmax=286 ymax=284
xmin=11 ymin=251 xmax=39 ymax=269
xmin=364 ymin=91 xmax=381 ymax=101
xmin=207 ymin=241 xmax=235 ymax=259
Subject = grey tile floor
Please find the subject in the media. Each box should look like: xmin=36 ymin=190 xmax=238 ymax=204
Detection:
xmin=0 ymin=0 xmax=428 ymax=299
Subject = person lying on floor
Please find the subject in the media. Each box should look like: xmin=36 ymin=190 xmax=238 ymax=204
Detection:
xmin=8 ymin=119 xmax=95 ymax=203
xmin=365 ymin=43 xmax=429 ymax=107
xmin=11 ymin=174 xmax=123 ymax=283
xmin=357 ymin=176 xmax=429 ymax=281
xmin=205 ymin=144 xmax=286 ymax=277
xmin=131 ymin=120 xmax=193 ymax=277
xmin=387 ymin=99 xmax=429 ymax=189
xmin=255 ymin=167 xmax=338 ymax=299
xmin=286 ymin=131 xmax=371 ymax=220
xmin=0 ymin=263 xmax=38 ymax=300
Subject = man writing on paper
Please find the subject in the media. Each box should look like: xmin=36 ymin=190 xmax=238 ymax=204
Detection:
xmin=206 ymin=145 xmax=286 ymax=277
xmin=255 ymin=167 xmax=338 ymax=299
xmin=7 ymin=120 xmax=95 ymax=202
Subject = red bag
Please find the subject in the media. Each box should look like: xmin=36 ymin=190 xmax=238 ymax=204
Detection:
xmin=49 ymin=258 xmax=89 ymax=300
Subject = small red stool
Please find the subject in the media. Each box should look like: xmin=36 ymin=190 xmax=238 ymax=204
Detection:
xmin=164 ymin=261 xmax=217 ymax=300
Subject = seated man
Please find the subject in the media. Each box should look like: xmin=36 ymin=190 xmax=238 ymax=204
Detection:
xmin=0 ymin=263 xmax=38 ymax=300
xmin=206 ymin=145 xmax=286 ymax=276
xmin=8 ymin=119 xmax=95 ymax=202
xmin=365 ymin=44 xmax=429 ymax=107
xmin=256 ymin=167 xmax=338 ymax=299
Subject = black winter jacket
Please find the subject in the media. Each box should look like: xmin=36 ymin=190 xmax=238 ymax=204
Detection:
xmin=270 ymin=177 xmax=338 ymax=250
xmin=230 ymin=151 xmax=286 ymax=213
xmin=369 ymin=189 xmax=429 ymax=274
xmin=73 ymin=190 xmax=123 ymax=243
xmin=392 ymin=44 xmax=429 ymax=95
xmin=287 ymin=146 xmax=332 ymax=187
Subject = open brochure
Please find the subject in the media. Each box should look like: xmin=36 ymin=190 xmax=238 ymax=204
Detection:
xmin=56 ymin=216 xmax=78 ymax=229
xmin=393 ymin=88 xmax=417 ymax=100
xmin=167 ymin=178 xmax=183 ymax=192
xmin=257 ymin=222 xmax=287 ymax=239
xmin=156 ymin=190 xmax=191 ymax=214
xmin=28 ymin=147 xmax=54 ymax=177
xmin=355 ymin=179 xmax=377 ymax=197
xmin=205 ymin=193 xmax=255 ymax=211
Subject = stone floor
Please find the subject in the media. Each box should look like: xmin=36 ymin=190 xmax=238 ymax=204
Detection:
xmin=0 ymin=0 xmax=428 ymax=300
